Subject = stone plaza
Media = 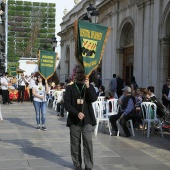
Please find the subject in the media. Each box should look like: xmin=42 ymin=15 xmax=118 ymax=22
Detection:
xmin=0 ymin=102 xmax=170 ymax=170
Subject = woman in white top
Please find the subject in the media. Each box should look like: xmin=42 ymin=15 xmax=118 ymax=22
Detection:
xmin=32 ymin=75 xmax=49 ymax=130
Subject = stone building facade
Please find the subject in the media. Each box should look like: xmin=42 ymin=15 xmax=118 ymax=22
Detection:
xmin=0 ymin=0 xmax=5 ymax=75
xmin=58 ymin=0 xmax=170 ymax=98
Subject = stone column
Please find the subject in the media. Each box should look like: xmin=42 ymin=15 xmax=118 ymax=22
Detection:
xmin=136 ymin=1 xmax=145 ymax=87
xmin=116 ymin=48 xmax=124 ymax=79
xmin=160 ymin=37 xmax=170 ymax=82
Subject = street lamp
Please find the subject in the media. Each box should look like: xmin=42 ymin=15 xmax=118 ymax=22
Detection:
xmin=85 ymin=3 xmax=99 ymax=23
xmin=51 ymin=36 xmax=57 ymax=52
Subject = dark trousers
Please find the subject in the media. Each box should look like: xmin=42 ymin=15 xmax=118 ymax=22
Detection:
xmin=70 ymin=124 xmax=93 ymax=169
xmin=18 ymin=86 xmax=25 ymax=102
xmin=109 ymin=112 xmax=134 ymax=135
xmin=57 ymin=103 xmax=64 ymax=115
xmin=29 ymin=88 xmax=33 ymax=102
xmin=2 ymin=90 xmax=10 ymax=103
xmin=162 ymin=99 xmax=170 ymax=109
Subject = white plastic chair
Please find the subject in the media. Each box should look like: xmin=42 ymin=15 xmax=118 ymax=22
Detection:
xmin=105 ymin=99 xmax=119 ymax=117
xmin=47 ymin=90 xmax=55 ymax=106
xmin=116 ymin=119 xmax=135 ymax=137
xmin=141 ymin=102 xmax=164 ymax=137
xmin=97 ymin=96 xmax=105 ymax=102
xmin=92 ymin=101 xmax=112 ymax=136
xmin=105 ymin=99 xmax=135 ymax=137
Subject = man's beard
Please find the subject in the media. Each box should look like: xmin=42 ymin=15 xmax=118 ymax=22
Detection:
xmin=76 ymin=75 xmax=85 ymax=82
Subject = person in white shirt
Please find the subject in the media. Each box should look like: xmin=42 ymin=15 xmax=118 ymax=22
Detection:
xmin=53 ymin=84 xmax=64 ymax=117
xmin=32 ymin=75 xmax=49 ymax=130
xmin=28 ymin=72 xmax=36 ymax=102
xmin=0 ymin=72 xmax=12 ymax=104
xmin=18 ymin=74 xmax=28 ymax=103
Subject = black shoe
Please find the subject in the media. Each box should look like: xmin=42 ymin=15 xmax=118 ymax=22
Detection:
xmin=36 ymin=126 xmax=40 ymax=130
xmin=8 ymin=102 xmax=13 ymax=104
xmin=85 ymin=168 xmax=92 ymax=170
xmin=59 ymin=114 xmax=64 ymax=117
xmin=3 ymin=102 xmax=6 ymax=104
xmin=111 ymin=131 xmax=118 ymax=136
xmin=42 ymin=126 xmax=47 ymax=131
xmin=75 ymin=167 xmax=82 ymax=170
xmin=125 ymin=133 xmax=131 ymax=137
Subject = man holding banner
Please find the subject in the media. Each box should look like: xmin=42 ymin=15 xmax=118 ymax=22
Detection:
xmin=64 ymin=65 xmax=97 ymax=170
xmin=64 ymin=20 xmax=110 ymax=169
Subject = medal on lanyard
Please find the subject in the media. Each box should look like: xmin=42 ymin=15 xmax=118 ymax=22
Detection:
xmin=75 ymin=83 xmax=85 ymax=105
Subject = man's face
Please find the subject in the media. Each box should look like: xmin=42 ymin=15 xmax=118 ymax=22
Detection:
xmin=75 ymin=67 xmax=85 ymax=81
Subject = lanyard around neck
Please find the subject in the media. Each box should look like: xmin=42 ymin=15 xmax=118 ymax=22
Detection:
xmin=75 ymin=83 xmax=85 ymax=96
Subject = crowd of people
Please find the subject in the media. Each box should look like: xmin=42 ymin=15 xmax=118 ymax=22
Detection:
xmin=0 ymin=68 xmax=170 ymax=170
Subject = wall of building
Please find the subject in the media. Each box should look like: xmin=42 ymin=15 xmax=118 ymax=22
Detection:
xmin=58 ymin=0 xmax=170 ymax=98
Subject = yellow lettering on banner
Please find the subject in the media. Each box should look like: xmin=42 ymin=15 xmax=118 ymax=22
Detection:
xmin=41 ymin=63 xmax=53 ymax=67
xmin=80 ymin=29 xmax=91 ymax=38
xmin=80 ymin=29 xmax=103 ymax=41
xmin=42 ymin=59 xmax=53 ymax=63
xmin=91 ymin=31 xmax=102 ymax=40
xmin=83 ymin=60 xmax=97 ymax=67
xmin=42 ymin=55 xmax=53 ymax=59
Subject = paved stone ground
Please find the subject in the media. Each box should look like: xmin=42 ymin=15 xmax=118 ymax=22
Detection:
xmin=0 ymin=101 xmax=170 ymax=170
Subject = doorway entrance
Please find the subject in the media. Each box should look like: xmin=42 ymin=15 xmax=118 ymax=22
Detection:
xmin=123 ymin=46 xmax=134 ymax=85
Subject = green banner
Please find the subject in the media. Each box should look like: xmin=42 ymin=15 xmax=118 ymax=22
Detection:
xmin=10 ymin=67 xmax=16 ymax=76
xmin=74 ymin=20 xmax=111 ymax=77
xmin=38 ymin=50 xmax=57 ymax=79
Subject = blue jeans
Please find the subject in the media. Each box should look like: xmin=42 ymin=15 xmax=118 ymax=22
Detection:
xmin=33 ymin=101 xmax=46 ymax=125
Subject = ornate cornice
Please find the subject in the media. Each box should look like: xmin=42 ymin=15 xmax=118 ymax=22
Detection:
xmin=136 ymin=0 xmax=154 ymax=9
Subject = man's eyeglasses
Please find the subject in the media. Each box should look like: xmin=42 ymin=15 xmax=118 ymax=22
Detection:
xmin=38 ymin=76 xmax=42 ymax=78
xmin=21 ymin=75 xmax=24 ymax=76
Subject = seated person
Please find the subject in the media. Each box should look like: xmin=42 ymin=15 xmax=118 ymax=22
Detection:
xmin=97 ymin=85 xmax=105 ymax=96
xmin=54 ymin=84 xmax=64 ymax=117
xmin=134 ymin=88 xmax=143 ymax=129
xmin=147 ymin=86 xmax=165 ymax=118
xmin=109 ymin=86 xmax=136 ymax=137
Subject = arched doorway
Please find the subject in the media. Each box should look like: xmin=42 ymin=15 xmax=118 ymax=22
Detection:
xmin=119 ymin=21 xmax=134 ymax=85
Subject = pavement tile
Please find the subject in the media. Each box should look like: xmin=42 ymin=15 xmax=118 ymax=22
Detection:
xmin=1 ymin=102 xmax=170 ymax=170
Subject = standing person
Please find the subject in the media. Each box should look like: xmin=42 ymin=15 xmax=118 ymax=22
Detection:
xmin=53 ymin=84 xmax=64 ymax=117
xmin=32 ymin=75 xmax=49 ymax=130
xmin=0 ymin=72 xmax=12 ymax=104
xmin=130 ymin=76 xmax=138 ymax=95
xmin=109 ymin=73 xmax=117 ymax=94
xmin=162 ymin=77 xmax=170 ymax=109
xmin=64 ymin=66 xmax=97 ymax=170
xmin=116 ymin=75 xmax=124 ymax=97
xmin=28 ymin=72 xmax=35 ymax=102
xmin=18 ymin=74 xmax=28 ymax=103
xmin=97 ymin=75 xmax=102 ymax=88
